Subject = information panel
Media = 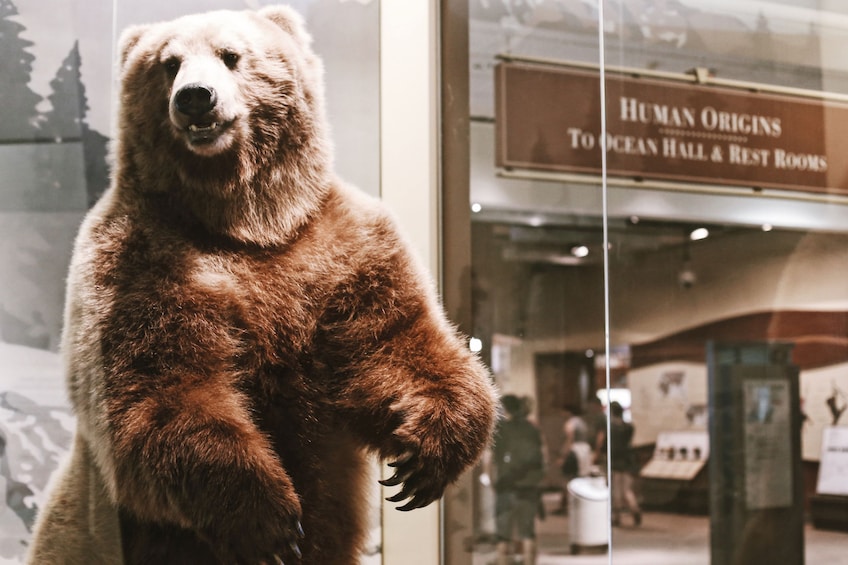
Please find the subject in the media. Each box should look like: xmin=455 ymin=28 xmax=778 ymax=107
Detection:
xmin=495 ymin=61 xmax=848 ymax=195
xmin=742 ymin=378 xmax=793 ymax=509
xmin=816 ymin=426 xmax=848 ymax=496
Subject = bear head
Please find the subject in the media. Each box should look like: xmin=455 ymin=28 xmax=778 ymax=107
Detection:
xmin=114 ymin=7 xmax=334 ymax=246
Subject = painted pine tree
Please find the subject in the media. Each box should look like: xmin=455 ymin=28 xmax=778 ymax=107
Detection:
xmin=40 ymin=40 xmax=111 ymax=205
xmin=0 ymin=0 xmax=42 ymax=141
xmin=40 ymin=40 xmax=84 ymax=142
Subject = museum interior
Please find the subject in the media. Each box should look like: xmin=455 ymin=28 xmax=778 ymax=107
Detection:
xmin=1 ymin=1 xmax=848 ymax=564
xmin=457 ymin=1 xmax=848 ymax=564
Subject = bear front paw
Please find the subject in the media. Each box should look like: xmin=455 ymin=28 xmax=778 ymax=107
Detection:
xmin=254 ymin=517 xmax=304 ymax=565
xmin=379 ymin=451 xmax=448 ymax=512
xmin=207 ymin=497 xmax=304 ymax=564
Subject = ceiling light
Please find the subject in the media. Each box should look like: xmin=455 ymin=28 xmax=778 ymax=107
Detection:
xmin=761 ymin=224 xmax=773 ymax=232
xmin=571 ymin=245 xmax=589 ymax=258
xmin=689 ymin=227 xmax=709 ymax=241
xmin=471 ymin=202 xmax=482 ymax=213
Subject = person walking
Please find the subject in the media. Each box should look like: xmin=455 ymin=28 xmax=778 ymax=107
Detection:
xmin=492 ymin=395 xmax=545 ymax=565
xmin=603 ymin=401 xmax=642 ymax=527
xmin=555 ymin=404 xmax=593 ymax=515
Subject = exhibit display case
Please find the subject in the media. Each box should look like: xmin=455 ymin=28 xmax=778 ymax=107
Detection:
xmin=3 ymin=0 xmax=848 ymax=563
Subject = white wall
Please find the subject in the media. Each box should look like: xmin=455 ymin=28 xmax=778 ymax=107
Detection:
xmin=379 ymin=1 xmax=441 ymax=564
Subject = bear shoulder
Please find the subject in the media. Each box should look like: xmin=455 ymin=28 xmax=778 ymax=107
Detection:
xmin=322 ymin=182 xmax=415 ymax=257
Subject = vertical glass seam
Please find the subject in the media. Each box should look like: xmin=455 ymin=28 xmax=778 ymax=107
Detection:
xmin=596 ymin=1 xmax=614 ymax=563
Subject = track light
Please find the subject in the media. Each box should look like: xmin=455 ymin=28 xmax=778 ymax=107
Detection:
xmin=689 ymin=227 xmax=709 ymax=241
xmin=571 ymin=245 xmax=589 ymax=258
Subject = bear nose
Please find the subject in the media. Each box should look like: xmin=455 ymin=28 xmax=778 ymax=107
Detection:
xmin=174 ymin=84 xmax=217 ymax=117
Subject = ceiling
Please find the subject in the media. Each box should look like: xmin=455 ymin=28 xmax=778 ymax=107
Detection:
xmin=467 ymin=1 xmax=848 ymax=242
xmin=482 ymin=216 xmax=744 ymax=268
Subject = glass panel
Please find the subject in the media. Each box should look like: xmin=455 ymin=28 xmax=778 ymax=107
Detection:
xmin=0 ymin=0 xmax=93 ymax=560
xmin=467 ymin=1 xmax=609 ymax=563
xmin=602 ymin=1 xmax=848 ymax=564
xmin=1 ymin=1 xmax=380 ymax=563
xmin=464 ymin=1 xmax=848 ymax=565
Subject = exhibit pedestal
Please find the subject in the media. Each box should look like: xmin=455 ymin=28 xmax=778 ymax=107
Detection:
xmin=810 ymin=494 xmax=848 ymax=532
xmin=640 ymin=431 xmax=709 ymax=514
xmin=707 ymin=342 xmax=804 ymax=565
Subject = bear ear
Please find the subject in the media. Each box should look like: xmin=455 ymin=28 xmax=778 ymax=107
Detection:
xmin=118 ymin=24 xmax=150 ymax=68
xmin=258 ymin=5 xmax=314 ymax=49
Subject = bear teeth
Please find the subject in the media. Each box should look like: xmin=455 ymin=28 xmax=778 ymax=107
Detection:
xmin=188 ymin=123 xmax=219 ymax=132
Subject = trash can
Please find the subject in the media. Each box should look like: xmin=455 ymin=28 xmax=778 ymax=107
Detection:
xmin=567 ymin=476 xmax=609 ymax=554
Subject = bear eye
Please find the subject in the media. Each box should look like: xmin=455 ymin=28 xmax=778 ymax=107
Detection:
xmin=221 ymin=51 xmax=240 ymax=70
xmin=163 ymin=57 xmax=181 ymax=77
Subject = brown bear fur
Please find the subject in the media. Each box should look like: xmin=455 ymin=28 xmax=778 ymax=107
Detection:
xmin=27 ymin=7 xmax=497 ymax=565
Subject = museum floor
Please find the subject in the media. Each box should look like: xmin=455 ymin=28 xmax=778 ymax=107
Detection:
xmin=469 ymin=493 xmax=848 ymax=565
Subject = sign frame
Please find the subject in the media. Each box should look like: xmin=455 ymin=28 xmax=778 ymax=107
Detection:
xmin=495 ymin=59 xmax=848 ymax=197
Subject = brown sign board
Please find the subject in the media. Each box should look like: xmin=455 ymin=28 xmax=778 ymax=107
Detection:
xmin=495 ymin=61 xmax=848 ymax=196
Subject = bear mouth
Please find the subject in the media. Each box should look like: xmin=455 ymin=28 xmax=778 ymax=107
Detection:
xmin=184 ymin=120 xmax=232 ymax=145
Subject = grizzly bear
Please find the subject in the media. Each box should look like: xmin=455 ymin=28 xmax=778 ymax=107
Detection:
xmin=27 ymin=6 xmax=497 ymax=565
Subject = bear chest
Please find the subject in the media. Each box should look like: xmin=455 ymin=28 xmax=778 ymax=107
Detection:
xmin=102 ymin=232 xmax=340 ymax=372
xmin=185 ymin=248 xmax=334 ymax=348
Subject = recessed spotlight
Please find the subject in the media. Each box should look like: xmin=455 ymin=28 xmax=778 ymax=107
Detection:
xmin=469 ymin=337 xmax=483 ymax=352
xmin=571 ymin=245 xmax=589 ymax=258
xmin=528 ymin=216 xmax=543 ymax=227
xmin=629 ymin=215 xmax=640 ymax=224
xmin=761 ymin=224 xmax=773 ymax=232
xmin=471 ymin=202 xmax=482 ymax=213
xmin=689 ymin=227 xmax=709 ymax=241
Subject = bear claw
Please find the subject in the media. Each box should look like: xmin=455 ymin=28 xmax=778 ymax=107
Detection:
xmin=387 ymin=452 xmax=414 ymax=468
xmin=383 ymin=474 xmax=441 ymax=511
xmin=378 ymin=469 xmax=413 ymax=487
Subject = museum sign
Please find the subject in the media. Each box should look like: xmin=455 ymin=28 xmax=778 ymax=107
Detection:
xmin=495 ymin=61 xmax=848 ymax=196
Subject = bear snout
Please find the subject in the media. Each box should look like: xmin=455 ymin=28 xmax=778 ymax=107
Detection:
xmin=175 ymin=83 xmax=218 ymax=118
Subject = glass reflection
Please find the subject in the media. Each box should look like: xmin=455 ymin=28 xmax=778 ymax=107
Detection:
xmin=467 ymin=1 xmax=848 ymax=564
